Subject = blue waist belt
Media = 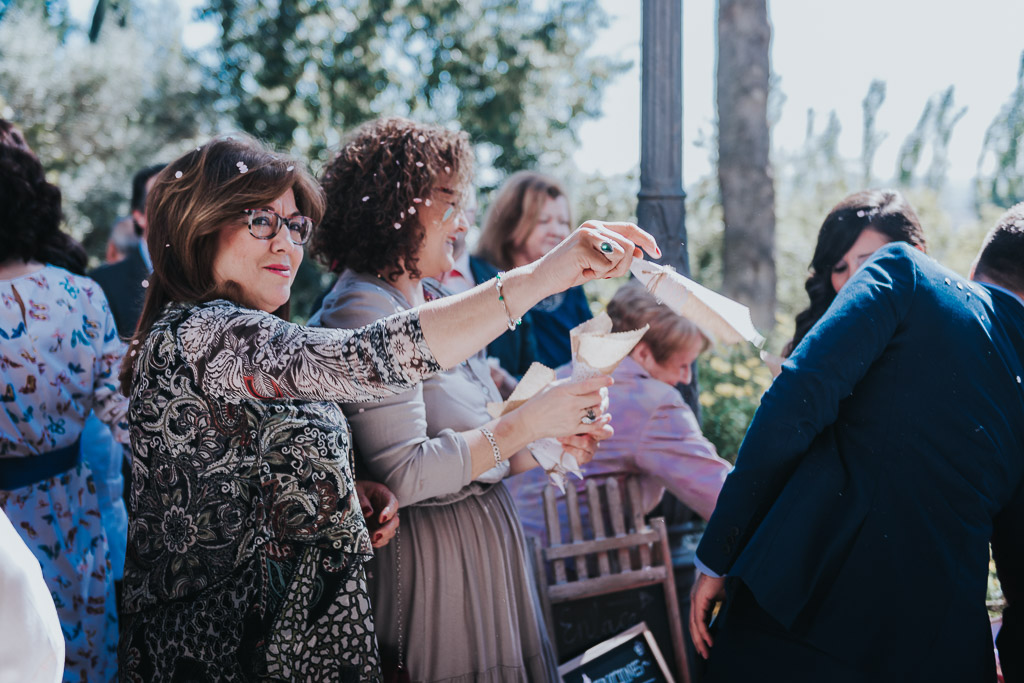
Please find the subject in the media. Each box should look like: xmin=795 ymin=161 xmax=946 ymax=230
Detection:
xmin=0 ymin=438 xmax=82 ymax=490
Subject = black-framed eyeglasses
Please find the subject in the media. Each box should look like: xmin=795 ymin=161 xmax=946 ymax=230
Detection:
xmin=243 ymin=209 xmax=314 ymax=245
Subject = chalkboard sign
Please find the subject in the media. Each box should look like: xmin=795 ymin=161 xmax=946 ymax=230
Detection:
xmin=558 ymin=622 xmax=674 ymax=683
xmin=551 ymin=585 xmax=677 ymax=665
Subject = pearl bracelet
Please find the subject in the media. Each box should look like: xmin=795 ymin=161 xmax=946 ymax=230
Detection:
xmin=494 ymin=271 xmax=522 ymax=331
xmin=479 ymin=427 xmax=502 ymax=468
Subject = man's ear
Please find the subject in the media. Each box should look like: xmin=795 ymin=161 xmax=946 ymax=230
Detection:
xmin=132 ymin=208 xmax=146 ymax=235
xmin=632 ymin=341 xmax=653 ymax=367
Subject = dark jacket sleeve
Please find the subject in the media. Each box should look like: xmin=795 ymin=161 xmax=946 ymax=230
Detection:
xmin=696 ymin=244 xmax=920 ymax=575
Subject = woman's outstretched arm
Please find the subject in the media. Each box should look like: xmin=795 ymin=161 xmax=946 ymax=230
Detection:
xmin=419 ymin=221 xmax=659 ymax=369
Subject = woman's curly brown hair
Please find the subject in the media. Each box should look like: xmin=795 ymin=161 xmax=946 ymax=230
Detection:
xmin=313 ymin=117 xmax=473 ymax=281
xmin=0 ymin=119 xmax=86 ymax=274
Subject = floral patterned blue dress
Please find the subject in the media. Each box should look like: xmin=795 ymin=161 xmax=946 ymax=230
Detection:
xmin=118 ymin=299 xmax=440 ymax=682
xmin=0 ymin=265 xmax=128 ymax=683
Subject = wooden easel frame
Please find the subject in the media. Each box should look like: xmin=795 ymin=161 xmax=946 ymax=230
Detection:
xmin=529 ymin=476 xmax=691 ymax=683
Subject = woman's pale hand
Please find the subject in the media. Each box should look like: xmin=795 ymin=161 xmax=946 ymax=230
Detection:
xmin=534 ymin=220 xmax=661 ymax=293
xmin=355 ymin=480 xmax=400 ymax=548
xmin=557 ymin=434 xmax=606 ymax=467
xmin=511 ymin=375 xmax=614 ymax=443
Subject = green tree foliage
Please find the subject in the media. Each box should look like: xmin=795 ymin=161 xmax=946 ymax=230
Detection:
xmin=0 ymin=3 xmax=215 ymax=261
xmin=977 ymin=51 xmax=1024 ymax=209
xmin=197 ymin=0 xmax=628 ymax=176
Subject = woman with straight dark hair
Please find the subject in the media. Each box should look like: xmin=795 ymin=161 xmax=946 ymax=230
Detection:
xmin=784 ymin=189 xmax=926 ymax=356
xmin=117 ymin=133 xmax=658 ymax=681
xmin=0 ymin=118 xmax=125 ymax=682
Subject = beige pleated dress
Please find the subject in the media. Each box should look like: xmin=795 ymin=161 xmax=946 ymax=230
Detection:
xmin=311 ymin=271 xmax=559 ymax=683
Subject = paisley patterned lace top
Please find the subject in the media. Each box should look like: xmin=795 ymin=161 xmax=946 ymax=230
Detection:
xmin=120 ymin=299 xmax=439 ymax=680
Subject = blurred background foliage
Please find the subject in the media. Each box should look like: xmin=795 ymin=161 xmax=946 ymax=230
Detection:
xmin=696 ymin=348 xmax=773 ymax=464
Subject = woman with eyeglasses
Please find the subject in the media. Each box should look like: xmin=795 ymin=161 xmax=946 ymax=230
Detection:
xmin=116 ymin=133 xmax=657 ymax=682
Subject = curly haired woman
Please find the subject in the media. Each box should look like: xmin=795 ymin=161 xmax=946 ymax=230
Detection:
xmin=310 ymin=117 xmax=625 ymax=681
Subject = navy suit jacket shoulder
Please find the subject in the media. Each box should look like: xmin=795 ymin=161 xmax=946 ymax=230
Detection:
xmin=698 ymin=243 xmax=1024 ymax=676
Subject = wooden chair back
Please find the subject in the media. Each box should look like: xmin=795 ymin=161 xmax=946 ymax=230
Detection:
xmin=529 ymin=475 xmax=691 ymax=683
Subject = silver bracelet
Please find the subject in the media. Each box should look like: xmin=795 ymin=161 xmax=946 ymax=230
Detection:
xmin=494 ymin=271 xmax=522 ymax=331
xmin=479 ymin=427 xmax=502 ymax=467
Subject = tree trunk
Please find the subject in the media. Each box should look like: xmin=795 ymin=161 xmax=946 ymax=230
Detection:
xmin=717 ymin=0 xmax=776 ymax=331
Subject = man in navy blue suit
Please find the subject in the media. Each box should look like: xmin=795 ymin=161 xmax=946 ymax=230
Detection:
xmin=689 ymin=205 xmax=1024 ymax=682
xmin=91 ymin=163 xmax=165 ymax=338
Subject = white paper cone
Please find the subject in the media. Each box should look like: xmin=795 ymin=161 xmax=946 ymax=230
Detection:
xmin=630 ymin=260 xmax=766 ymax=347
xmin=484 ymin=316 xmax=647 ymax=488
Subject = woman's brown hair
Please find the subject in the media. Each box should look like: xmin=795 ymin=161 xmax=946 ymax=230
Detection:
xmin=312 ymin=117 xmax=473 ymax=282
xmin=606 ymin=282 xmax=709 ymax=363
xmin=118 ymin=133 xmax=324 ymax=392
xmin=475 ymin=171 xmax=571 ymax=270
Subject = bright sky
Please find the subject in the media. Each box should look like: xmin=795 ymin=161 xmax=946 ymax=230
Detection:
xmin=576 ymin=0 xmax=1024 ymax=187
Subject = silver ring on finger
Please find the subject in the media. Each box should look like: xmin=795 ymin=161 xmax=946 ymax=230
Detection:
xmin=599 ymin=241 xmax=614 ymax=254
xmin=580 ymin=408 xmax=598 ymax=425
